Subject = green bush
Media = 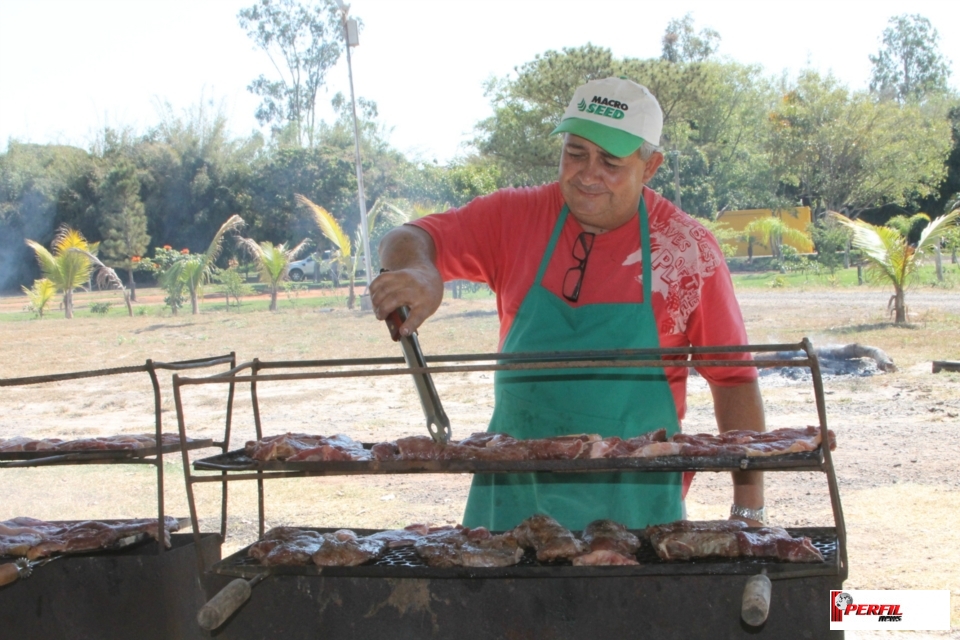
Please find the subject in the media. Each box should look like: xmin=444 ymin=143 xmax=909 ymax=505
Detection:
xmin=90 ymin=302 xmax=112 ymax=316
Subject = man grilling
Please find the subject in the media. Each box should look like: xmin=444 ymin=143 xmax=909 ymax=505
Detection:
xmin=369 ymin=77 xmax=765 ymax=531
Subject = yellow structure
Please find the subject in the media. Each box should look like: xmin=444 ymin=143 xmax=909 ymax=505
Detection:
xmin=716 ymin=207 xmax=814 ymax=257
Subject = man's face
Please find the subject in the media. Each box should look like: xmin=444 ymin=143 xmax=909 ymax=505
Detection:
xmin=558 ymin=134 xmax=663 ymax=232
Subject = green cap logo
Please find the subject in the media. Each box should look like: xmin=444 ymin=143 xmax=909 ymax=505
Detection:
xmin=577 ymin=99 xmax=587 ymax=112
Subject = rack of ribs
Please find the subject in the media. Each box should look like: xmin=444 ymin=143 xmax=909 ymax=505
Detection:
xmin=0 ymin=433 xmax=194 ymax=453
xmin=413 ymin=526 xmax=524 ymax=568
xmin=645 ymin=520 xmax=823 ymax=563
xmin=513 ymin=515 xmax=587 ymax=563
xmin=0 ymin=516 xmax=181 ymax=560
xmin=241 ymin=426 xmax=834 ymax=464
xmin=573 ymin=519 xmax=641 ymax=566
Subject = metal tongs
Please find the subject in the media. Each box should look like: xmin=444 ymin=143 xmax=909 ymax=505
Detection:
xmin=384 ymin=305 xmax=452 ymax=444
xmin=0 ymin=556 xmax=60 ymax=587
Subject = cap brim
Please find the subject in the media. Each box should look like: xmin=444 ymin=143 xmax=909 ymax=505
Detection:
xmin=551 ymin=118 xmax=644 ymax=158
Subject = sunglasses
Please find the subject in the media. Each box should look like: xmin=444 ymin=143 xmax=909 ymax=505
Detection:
xmin=562 ymin=231 xmax=596 ymax=302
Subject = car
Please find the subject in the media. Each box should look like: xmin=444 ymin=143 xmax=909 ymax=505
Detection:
xmin=287 ymin=253 xmax=338 ymax=283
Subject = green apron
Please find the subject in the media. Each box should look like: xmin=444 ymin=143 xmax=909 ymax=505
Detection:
xmin=462 ymin=200 xmax=682 ymax=531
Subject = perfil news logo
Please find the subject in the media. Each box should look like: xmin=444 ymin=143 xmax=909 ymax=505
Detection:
xmin=576 ymin=96 xmax=629 ymax=120
xmin=831 ymin=591 xmax=903 ymax=623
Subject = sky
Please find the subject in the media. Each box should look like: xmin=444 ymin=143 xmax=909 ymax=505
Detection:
xmin=1 ymin=0 xmax=958 ymax=165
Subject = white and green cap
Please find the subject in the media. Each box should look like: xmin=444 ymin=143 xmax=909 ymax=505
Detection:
xmin=551 ymin=77 xmax=663 ymax=157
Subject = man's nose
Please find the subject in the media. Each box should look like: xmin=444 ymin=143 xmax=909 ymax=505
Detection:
xmin=578 ymin=155 xmax=604 ymax=183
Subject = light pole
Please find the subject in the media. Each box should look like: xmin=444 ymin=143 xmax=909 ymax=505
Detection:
xmin=334 ymin=0 xmax=374 ymax=307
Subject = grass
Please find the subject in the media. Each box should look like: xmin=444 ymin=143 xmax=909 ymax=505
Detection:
xmin=5 ymin=261 xmax=955 ymax=321
xmin=730 ymin=263 xmax=960 ymax=290
xmin=0 ymin=280 xmax=497 ymax=322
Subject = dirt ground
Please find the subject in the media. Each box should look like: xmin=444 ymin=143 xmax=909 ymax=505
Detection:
xmin=1 ymin=285 xmax=958 ymax=637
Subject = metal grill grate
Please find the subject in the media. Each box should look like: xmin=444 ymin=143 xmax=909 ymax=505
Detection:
xmin=217 ymin=529 xmax=838 ymax=574
xmin=367 ymin=531 xmax=837 ymax=569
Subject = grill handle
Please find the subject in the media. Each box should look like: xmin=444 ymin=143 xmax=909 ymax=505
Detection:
xmin=197 ymin=574 xmax=264 ymax=631
xmin=741 ymin=571 xmax=772 ymax=627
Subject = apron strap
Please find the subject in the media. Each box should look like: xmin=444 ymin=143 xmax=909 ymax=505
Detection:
xmin=533 ymin=206 xmax=569 ymax=285
xmin=639 ymin=196 xmax=652 ymax=303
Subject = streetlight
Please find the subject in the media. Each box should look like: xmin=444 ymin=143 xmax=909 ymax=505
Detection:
xmin=334 ymin=0 xmax=374 ymax=309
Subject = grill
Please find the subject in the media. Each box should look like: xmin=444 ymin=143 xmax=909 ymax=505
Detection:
xmin=210 ymin=526 xmax=840 ymax=579
xmin=0 ymin=533 xmax=221 ymax=640
xmin=193 ymin=448 xmax=825 ymax=475
xmin=173 ymin=339 xmax=846 ymax=639
xmin=0 ymin=355 xmax=234 ymax=638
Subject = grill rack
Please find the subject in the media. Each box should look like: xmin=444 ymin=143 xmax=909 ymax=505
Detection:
xmin=192 ymin=447 xmax=825 ymax=476
xmin=0 ymin=354 xmax=235 ymax=555
xmin=172 ymin=338 xmax=847 ymax=580
xmin=0 ymin=440 xmax=213 ymax=465
xmin=210 ymin=526 xmax=840 ymax=581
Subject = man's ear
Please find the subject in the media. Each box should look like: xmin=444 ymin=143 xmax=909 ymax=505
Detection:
xmin=642 ymin=152 xmax=664 ymax=183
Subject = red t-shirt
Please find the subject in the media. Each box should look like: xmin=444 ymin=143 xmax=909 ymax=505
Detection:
xmin=411 ymin=182 xmax=757 ymax=420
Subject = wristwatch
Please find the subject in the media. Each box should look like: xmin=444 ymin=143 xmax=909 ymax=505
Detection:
xmin=730 ymin=504 xmax=766 ymax=525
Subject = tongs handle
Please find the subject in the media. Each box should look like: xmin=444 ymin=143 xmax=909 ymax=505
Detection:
xmin=0 ymin=560 xmax=25 ymax=587
xmin=383 ymin=304 xmax=452 ymax=445
xmin=0 ymin=556 xmax=57 ymax=586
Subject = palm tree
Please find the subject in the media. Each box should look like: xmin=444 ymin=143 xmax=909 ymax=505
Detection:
xmin=68 ymin=248 xmax=134 ymax=317
xmin=296 ymin=194 xmax=358 ymax=309
xmin=829 ymin=209 xmax=960 ymax=323
xmin=236 ymin=238 xmax=311 ymax=311
xmin=25 ymin=226 xmax=98 ymax=319
xmin=742 ymin=214 xmax=812 ymax=269
xmin=296 ymin=194 xmax=410 ymax=309
xmin=21 ymin=279 xmax=57 ymax=319
xmin=160 ymin=215 xmax=245 ymax=314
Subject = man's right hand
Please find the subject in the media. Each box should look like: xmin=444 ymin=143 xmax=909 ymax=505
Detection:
xmin=370 ymin=226 xmax=444 ymax=337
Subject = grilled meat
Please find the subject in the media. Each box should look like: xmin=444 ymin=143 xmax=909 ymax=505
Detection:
xmin=513 ymin=514 xmax=587 ymax=562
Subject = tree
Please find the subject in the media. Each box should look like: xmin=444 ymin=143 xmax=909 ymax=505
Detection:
xmin=238 ymin=0 xmax=344 ymax=148
xmin=215 ymin=259 xmax=255 ymax=309
xmin=235 ymin=237 xmax=310 ymax=311
xmin=24 ymin=226 xmax=97 ymax=319
xmin=869 ymin=14 xmax=952 ymax=102
xmin=69 ymin=248 xmax=134 ymax=317
xmin=886 ymin=213 xmax=932 ymax=244
xmin=473 ymin=44 xmax=619 ymax=186
xmin=661 ymin=13 xmax=720 ymax=64
xmin=470 ymin=39 xmax=776 ymax=217
xmin=21 ymin=279 xmax=56 ymax=319
xmin=741 ymin=213 xmax=812 ymax=268
xmin=138 ymin=104 xmax=259 ymax=252
xmin=829 ymin=210 xmax=959 ymax=322
xmin=296 ymin=193 xmax=357 ymax=308
xmin=0 ymin=142 xmax=92 ymax=292
xmin=917 ymin=105 xmax=960 ymax=217
xmin=97 ymin=159 xmax=150 ymax=301
xmin=766 ymin=71 xmax=951 ymax=213
xmin=160 ymin=215 xmax=245 ymax=314
xmin=143 ymin=246 xmax=187 ymax=314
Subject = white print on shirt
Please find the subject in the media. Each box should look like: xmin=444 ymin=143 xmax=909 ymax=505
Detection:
xmin=622 ymin=215 xmax=723 ymax=334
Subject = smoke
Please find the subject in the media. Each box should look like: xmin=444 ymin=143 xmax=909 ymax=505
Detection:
xmin=0 ymin=191 xmax=57 ymax=293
